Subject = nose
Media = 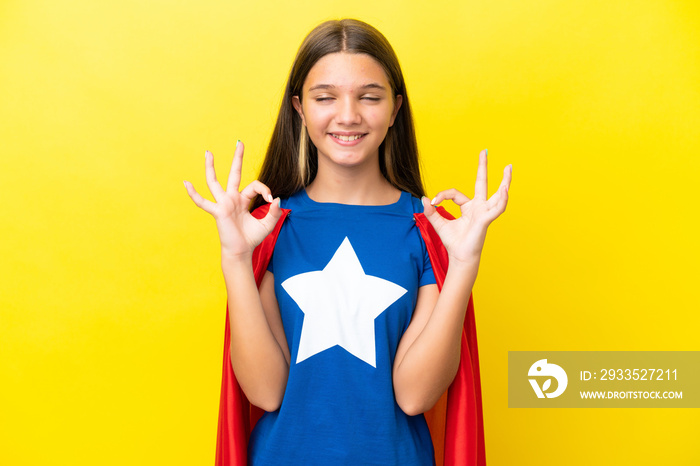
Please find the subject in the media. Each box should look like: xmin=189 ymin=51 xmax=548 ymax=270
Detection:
xmin=335 ymin=96 xmax=362 ymax=126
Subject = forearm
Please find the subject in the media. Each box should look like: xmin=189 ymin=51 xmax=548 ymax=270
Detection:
xmin=222 ymin=253 xmax=289 ymax=411
xmin=393 ymin=257 xmax=479 ymax=415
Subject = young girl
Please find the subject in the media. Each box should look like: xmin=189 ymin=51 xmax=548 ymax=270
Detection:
xmin=184 ymin=19 xmax=511 ymax=466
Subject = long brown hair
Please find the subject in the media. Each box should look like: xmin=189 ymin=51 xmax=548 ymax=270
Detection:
xmin=251 ymin=19 xmax=425 ymax=211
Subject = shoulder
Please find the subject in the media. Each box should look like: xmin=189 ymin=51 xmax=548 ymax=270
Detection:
xmin=406 ymin=193 xmax=425 ymax=215
xmin=278 ymin=189 xmax=306 ymax=210
xmin=389 ymin=191 xmax=425 ymax=216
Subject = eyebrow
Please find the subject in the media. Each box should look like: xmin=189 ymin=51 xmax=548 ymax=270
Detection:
xmin=307 ymin=83 xmax=387 ymax=92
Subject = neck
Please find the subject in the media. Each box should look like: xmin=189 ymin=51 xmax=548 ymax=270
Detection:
xmin=306 ymin=157 xmax=401 ymax=206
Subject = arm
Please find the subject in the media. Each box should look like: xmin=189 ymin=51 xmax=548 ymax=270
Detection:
xmin=393 ymin=149 xmax=512 ymax=415
xmin=393 ymin=266 xmax=475 ymax=415
xmin=222 ymin=257 xmax=290 ymax=411
xmin=184 ymin=142 xmax=289 ymax=412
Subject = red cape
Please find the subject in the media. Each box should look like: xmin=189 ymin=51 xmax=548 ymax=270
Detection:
xmin=215 ymin=204 xmax=486 ymax=465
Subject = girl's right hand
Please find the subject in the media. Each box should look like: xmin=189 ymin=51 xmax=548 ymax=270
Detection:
xmin=183 ymin=141 xmax=282 ymax=260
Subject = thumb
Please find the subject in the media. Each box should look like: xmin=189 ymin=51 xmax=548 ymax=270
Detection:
xmin=258 ymin=197 xmax=283 ymax=233
xmin=422 ymin=196 xmax=448 ymax=232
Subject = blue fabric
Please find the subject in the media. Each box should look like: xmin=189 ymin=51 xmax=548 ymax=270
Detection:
xmin=248 ymin=190 xmax=436 ymax=466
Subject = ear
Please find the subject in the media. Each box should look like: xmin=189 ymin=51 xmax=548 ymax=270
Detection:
xmin=389 ymin=94 xmax=403 ymax=127
xmin=292 ymin=96 xmax=306 ymax=126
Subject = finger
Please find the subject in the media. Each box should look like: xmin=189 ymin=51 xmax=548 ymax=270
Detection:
xmin=474 ymin=149 xmax=488 ymax=200
xmin=486 ymin=164 xmax=512 ymax=210
xmin=205 ymin=150 xmax=226 ymax=200
xmin=258 ymin=197 xmax=283 ymax=233
xmin=497 ymin=182 xmax=510 ymax=213
xmin=226 ymin=140 xmax=244 ymax=193
xmin=485 ymin=182 xmax=511 ymax=225
xmin=430 ymin=188 xmax=471 ymax=206
xmin=183 ymin=180 xmax=217 ymax=215
xmin=240 ymin=180 xmax=274 ymax=203
xmin=489 ymin=184 xmax=510 ymax=221
xmin=503 ymin=163 xmax=512 ymax=192
xmin=496 ymin=165 xmax=512 ymax=213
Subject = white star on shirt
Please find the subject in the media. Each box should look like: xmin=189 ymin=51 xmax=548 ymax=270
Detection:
xmin=281 ymin=237 xmax=407 ymax=368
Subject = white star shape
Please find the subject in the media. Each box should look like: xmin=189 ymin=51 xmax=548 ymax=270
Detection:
xmin=281 ymin=237 xmax=407 ymax=368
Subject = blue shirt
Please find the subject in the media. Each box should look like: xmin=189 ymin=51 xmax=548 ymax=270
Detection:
xmin=248 ymin=190 xmax=436 ymax=465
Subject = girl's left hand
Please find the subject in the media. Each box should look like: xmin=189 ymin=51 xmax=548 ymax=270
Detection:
xmin=423 ymin=149 xmax=512 ymax=265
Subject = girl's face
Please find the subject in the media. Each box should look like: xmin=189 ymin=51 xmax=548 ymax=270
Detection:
xmin=293 ymin=52 xmax=402 ymax=172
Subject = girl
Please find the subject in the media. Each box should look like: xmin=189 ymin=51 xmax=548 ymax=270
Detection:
xmin=184 ymin=19 xmax=511 ymax=466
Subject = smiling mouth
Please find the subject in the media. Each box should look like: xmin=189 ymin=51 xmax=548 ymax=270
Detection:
xmin=330 ymin=133 xmax=366 ymax=142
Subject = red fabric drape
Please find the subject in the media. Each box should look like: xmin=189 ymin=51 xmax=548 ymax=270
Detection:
xmin=215 ymin=204 xmax=486 ymax=465
xmin=414 ymin=208 xmax=486 ymax=466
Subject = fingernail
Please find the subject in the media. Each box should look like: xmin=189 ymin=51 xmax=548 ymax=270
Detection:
xmin=430 ymin=197 xmax=437 ymax=205
xmin=266 ymin=194 xmax=273 ymax=202
xmin=485 ymin=148 xmax=488 ymax=156
xmin=183 ymin=180 xmax=187 ymax=188
xmin=236 ymin=140 xmax=241 ymax=147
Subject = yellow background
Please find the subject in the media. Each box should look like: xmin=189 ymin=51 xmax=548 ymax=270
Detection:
xmin=1 ymin=0 xmax=698 ymax=464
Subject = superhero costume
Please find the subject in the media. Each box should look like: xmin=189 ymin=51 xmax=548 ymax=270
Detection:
xmin=214 ymin=202 xmax=486 ymax=466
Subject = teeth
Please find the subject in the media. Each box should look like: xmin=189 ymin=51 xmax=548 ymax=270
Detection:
xmin=332 ymin=134 xmax=363 ymax=142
